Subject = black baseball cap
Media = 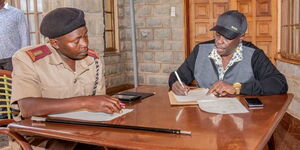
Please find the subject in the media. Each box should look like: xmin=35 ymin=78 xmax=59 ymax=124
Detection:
xmin=210 ymin=10 xmax=247 ymax=40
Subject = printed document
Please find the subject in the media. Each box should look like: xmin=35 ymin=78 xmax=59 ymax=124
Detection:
xmin=172 ymin=89 xmax=248 ymax=114
xmin=48 ymin=109 xmax=134 ymax=121
xmin=197 ymin=98 xmax=248 ymax=114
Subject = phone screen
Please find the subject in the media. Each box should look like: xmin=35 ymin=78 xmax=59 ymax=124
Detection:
xmin=244 ymin=98 xmax=264 ymax=108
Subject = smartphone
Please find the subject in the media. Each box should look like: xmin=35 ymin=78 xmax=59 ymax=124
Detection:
xmin=244 ymin=98 xmax=264 ymax=108
xmin=112 ymin=94 xmax=141 ymax=102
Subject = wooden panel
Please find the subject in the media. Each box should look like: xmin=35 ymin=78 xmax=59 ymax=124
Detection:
xmin=237 ymin=0 xmax=255 ymax=43
xmin=256 ymin=21 xmax=272 ymax=38
xmin=190 ymin=2 xmax=210 ymax=34
xmin=190 ymin=0 xmax=211 ymax=51
xmin=186 ymin=0 xmax=277 ymax=62
xmin=213 ymin=2 xmax=229 ymax=18
xmin=257 ymin=41 xmax=272 ymax=57
xmin=189 ymin=0 xmax=229 ymax=53
xmin=244 ymin=20 xmax=253 ymax=41
xmin=238 ymin=0 xmax=252 ymax=17
xmin=256 ymin=0 xmax=271 ymax=16
xmin=195 ymin=22 xmax=211 ymax=39
xmin=195 ymin=3 xmax=210 ymax=19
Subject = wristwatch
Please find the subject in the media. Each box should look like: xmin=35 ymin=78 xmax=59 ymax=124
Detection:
xmin=233 ymin=83 xmax=242 ymax=95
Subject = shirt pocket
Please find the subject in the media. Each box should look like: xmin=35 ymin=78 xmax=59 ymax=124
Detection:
xmin=41 ymin=85 xmax=72 ymax=99
xmin=82 ymin=82 xmax=95 ymax=96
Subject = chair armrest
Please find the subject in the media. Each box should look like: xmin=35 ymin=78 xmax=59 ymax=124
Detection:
xmin=0 ymin=128 xmax=32 ymax=150
xmin=0 ymin=119 xmax=14 ymax=126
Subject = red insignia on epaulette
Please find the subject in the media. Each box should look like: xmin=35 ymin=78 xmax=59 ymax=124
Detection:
xmin=88 ymin=49 xmax=99 ymax=59
xmin=26 ymin=45 xmax=52 ymax=62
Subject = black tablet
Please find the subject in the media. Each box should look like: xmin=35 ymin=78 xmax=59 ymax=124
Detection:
xmin=112 ymin=94 xmax=141 ymax=102
xmin=119 ymin=92 xmax=154 ymax=100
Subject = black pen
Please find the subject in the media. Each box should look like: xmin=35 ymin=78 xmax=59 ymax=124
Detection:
xmin=31 ymin=117 xmax=192 ymax=135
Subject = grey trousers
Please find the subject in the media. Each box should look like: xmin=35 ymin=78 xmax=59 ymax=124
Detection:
xmin=0 ymin=57 xmax=13 ymax=71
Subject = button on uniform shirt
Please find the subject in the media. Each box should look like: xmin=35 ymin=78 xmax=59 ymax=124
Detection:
xmin=11 ymin=43 xmax=106 ymax=121
xmin=0 ymin=3 xmax=29 ymax=59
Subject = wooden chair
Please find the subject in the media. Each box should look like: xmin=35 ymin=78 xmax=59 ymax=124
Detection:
xmin=0 ymin=70 xmax=32 ymax=150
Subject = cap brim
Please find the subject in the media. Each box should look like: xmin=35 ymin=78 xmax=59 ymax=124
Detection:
xmin=210 ymin=25 xmax=240 ymax=40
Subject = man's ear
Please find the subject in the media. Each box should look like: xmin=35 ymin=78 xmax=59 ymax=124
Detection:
xmin=49 ymin=39 xmax=59 ymax=49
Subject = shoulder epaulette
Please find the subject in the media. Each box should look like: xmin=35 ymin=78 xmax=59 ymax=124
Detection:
xmin=88 ymin=49 xmax=99 ymax=59
xmin=26 ymin=45 xmax=52 ymax=62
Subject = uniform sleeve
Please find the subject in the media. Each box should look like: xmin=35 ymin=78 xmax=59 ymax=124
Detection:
xmin=240 ymin=49 xmax=288 ymax=95
xmin=11 ymin=53 xmax=42 ymax=104
xmin=168 ymin=45 xmax=199 ymax=89
xmin=11 ymin=52 xmax=42 ymax=121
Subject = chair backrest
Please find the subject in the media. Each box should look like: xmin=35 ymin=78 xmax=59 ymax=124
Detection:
xmin=0 ymin=70 xmax=17 ymax=120
xmin=0 ymin=72 xmax=32 ymax=150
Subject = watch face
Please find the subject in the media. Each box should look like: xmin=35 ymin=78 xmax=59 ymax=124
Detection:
xmin=233 ymin=83 xmax=241 ymax=88
xmin=233 ymin=83 xmax=241 ymax=94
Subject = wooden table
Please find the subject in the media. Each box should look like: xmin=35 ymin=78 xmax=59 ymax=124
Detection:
xmin=8 ymin=86 xmax=293 ymax=150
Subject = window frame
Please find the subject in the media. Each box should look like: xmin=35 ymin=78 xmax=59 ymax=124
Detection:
xmin=103 ymin=0 xmax=119 ymax=53
xmin=280 ymin=0 xmax=300 ymax=62
xmin=10 ymin=0 xmax=43 ymax=45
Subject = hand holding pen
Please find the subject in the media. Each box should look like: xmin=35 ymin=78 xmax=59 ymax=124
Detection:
xmin=172 ymin=71 xmax=189 ymax=96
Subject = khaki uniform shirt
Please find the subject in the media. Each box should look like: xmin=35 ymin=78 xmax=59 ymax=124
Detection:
xmin=10 ymin=43 xmax=106 ymax=150
xmin=11 ymin=43 xmax=106 ymax=120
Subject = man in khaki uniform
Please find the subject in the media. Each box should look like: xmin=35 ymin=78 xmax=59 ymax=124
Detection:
xmin=10 ymin=7 xmax=123 ymax=150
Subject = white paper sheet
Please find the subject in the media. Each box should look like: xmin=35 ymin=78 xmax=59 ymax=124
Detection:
xmin=173 ymin=89 xmax=218 ymax=102
xmin=197 ymin=98 xmax=248 ymax=114
xmin=48 ymin=109 xmax=134 ymax=122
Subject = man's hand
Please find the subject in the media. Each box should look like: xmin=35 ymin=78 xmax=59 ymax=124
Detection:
xmin=207 ymin=81 xmax=236 ymax=96
xmin=85 ymin=95 xmax=124 ymax=114
xmin=18 ymin=96 xmax=125 ymax=118
xmin=172 ymin=81 xmax=189 ymax=95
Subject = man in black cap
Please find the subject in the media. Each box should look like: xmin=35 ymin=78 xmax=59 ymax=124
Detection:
xmin=11 ymin=7 xmax=123 ymax=150
xmin=169 ymin=10 xmax=288 ymax=96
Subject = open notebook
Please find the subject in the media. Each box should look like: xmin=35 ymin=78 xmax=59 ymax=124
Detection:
xmin=169 ymin=89 xmax=248 ymax=114
xmin=168 ymin=88 xmax=206 ymax=105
